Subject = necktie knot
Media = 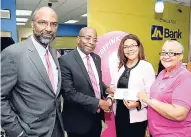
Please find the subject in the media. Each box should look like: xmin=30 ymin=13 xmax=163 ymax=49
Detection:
xmin=86 ymin=55 xmax=90 ymax=60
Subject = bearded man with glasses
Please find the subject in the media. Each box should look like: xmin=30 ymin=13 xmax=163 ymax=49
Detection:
xmin=1 ymin=7 xmax=64 ymax=137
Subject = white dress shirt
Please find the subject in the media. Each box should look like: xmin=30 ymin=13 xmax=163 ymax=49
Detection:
xmin=31 ymin=35 xmax=58 ymax=92
xmin=77 ymin=47 xmax=101 ymax=96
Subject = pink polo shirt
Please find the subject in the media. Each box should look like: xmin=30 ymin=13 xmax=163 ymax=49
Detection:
xmin=148 ymin=65 xmax=191 ymax=137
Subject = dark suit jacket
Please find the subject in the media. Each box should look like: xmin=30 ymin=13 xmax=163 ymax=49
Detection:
xmin=59 ymin=48 xmax=107 ymax=134
xmin=1 ymin=37 xmax=64 ymax=137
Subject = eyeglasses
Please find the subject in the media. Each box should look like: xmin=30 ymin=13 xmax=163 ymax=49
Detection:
xmin=159 ymin=52 xmax=182 ymax=57
xmin=123 ymin=44 xmax=138 ymax=49
xmin=79 ymin=36 xmax=98 ymax=44
xmin=34 ymin=20 xmax=58 ymax=29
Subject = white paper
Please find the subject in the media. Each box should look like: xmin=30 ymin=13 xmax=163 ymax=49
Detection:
xmin=114 ymin=88 xmax=138 ymax=101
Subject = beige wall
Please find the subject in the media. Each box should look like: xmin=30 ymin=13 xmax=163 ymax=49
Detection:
xmin=17 ymin=27 xmax=76 ymax=49
xmin=51 ymin=37 xmax=77 ymax=49
xmin=17 ymin=27 xmax=33 ymax=42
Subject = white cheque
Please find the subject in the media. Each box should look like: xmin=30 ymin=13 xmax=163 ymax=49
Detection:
xmin=114 ymin=88 xmax=138 ymax=101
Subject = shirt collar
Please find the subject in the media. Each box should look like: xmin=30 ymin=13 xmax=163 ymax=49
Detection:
xmin=161 ymin=65 xmax=184 ymax=79
xmin=31 ymin=35 xmax=49 ymax=56
xmin=77 ymin=47 xmax=90 ymax=60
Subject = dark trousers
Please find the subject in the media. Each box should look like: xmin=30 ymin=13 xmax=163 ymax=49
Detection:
xmin=67 ymin=114 xmax=102 ymax=137
xmin=116 ymin=120 xmax=147 ymax=137
xmin=115 ymin=101 xmax=147 ymax=137
xmin=52 ymin=117 xmax=64 ymax=137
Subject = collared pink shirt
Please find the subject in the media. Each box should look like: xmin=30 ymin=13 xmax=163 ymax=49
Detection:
xmin=148 ymin=65 xmax=191 ymax=137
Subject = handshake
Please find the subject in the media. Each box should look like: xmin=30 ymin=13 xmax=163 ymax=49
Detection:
xmin=98 ymin=87 xmax=115 ymax=112
xmin=99 ymin=98 xmax=113 ymax=112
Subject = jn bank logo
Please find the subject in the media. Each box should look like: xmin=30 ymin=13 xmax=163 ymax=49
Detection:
xmin=151 ymin=25 xmax=182 ymax=40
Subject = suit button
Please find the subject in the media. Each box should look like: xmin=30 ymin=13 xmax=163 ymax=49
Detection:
xmin=52 ymin=114 xmax=55 ymax=117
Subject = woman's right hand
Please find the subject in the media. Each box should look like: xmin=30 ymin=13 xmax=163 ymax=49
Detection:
xmin=123 ymin=100 xmax=139 ymax=109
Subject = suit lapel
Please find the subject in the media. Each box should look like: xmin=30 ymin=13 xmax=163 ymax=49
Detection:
xmin=73 ymin=49 xmax=94 ymax=89
xmin=49 ymin=46 xmax=61 ymax=97
xmin=27 ymin=38 xmax=54 ymax=97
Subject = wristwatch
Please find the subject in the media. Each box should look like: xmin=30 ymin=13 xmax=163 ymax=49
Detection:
xmin=136 ymin=100 xmax=142 ymax=111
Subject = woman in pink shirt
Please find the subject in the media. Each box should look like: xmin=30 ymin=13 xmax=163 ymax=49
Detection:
xmin=137 ymin=40 xmax=191 ymax=137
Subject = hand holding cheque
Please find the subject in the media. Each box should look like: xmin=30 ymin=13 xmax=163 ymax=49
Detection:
xmin=114 ymin=88 xmax=138 ymax=101
xmin=114 ymin=88 xmax=140 ymax=110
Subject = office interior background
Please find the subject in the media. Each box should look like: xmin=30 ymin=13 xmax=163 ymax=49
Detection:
xmin=1 ymin=0 xmax=191 ymax=136
xmin=1 ymin=0 xmax=191 ymax=73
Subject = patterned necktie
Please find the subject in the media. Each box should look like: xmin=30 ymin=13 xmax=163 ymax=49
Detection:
xmin=86 ymin=55 xmax=100 ymax=99
xmin=45 ymin=50 xmax=56 ymax=93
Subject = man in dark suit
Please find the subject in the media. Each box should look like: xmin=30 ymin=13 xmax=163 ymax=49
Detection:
xmin=59 ymin=27 xmax=113 ymax=137
xmin=1 ymin=7 xmax=64 ymax=137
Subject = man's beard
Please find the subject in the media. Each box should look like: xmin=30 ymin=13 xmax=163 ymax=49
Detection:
xmin=34 ymin=32 xmax=55 ymax=46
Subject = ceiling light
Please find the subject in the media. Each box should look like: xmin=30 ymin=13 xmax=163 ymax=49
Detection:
xmin=81 ymin=13 xmax=87 ymax=17
xmin=64 ymin=20 xmax=79 ymax=24
xmin=16 ymin=23 xmax=26 ymax=25
xmin=155 ymin=0 xmax=164 ymax=13
xmin=16 ymin=10 xmax=32 ymax=16
xmin=16 ymin=18 xmax=28 ymax=22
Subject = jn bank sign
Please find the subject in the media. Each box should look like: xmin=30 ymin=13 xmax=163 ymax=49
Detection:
xmin=151 ymin=25 xmax=182 ymax=40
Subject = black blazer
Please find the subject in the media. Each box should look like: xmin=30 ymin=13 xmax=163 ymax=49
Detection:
xmin=59 ymin=48 xmax=108 ymax=134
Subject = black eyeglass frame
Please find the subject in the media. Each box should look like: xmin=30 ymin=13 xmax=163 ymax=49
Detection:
xmin=159 ymin=52 xmax=183 ymax=57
